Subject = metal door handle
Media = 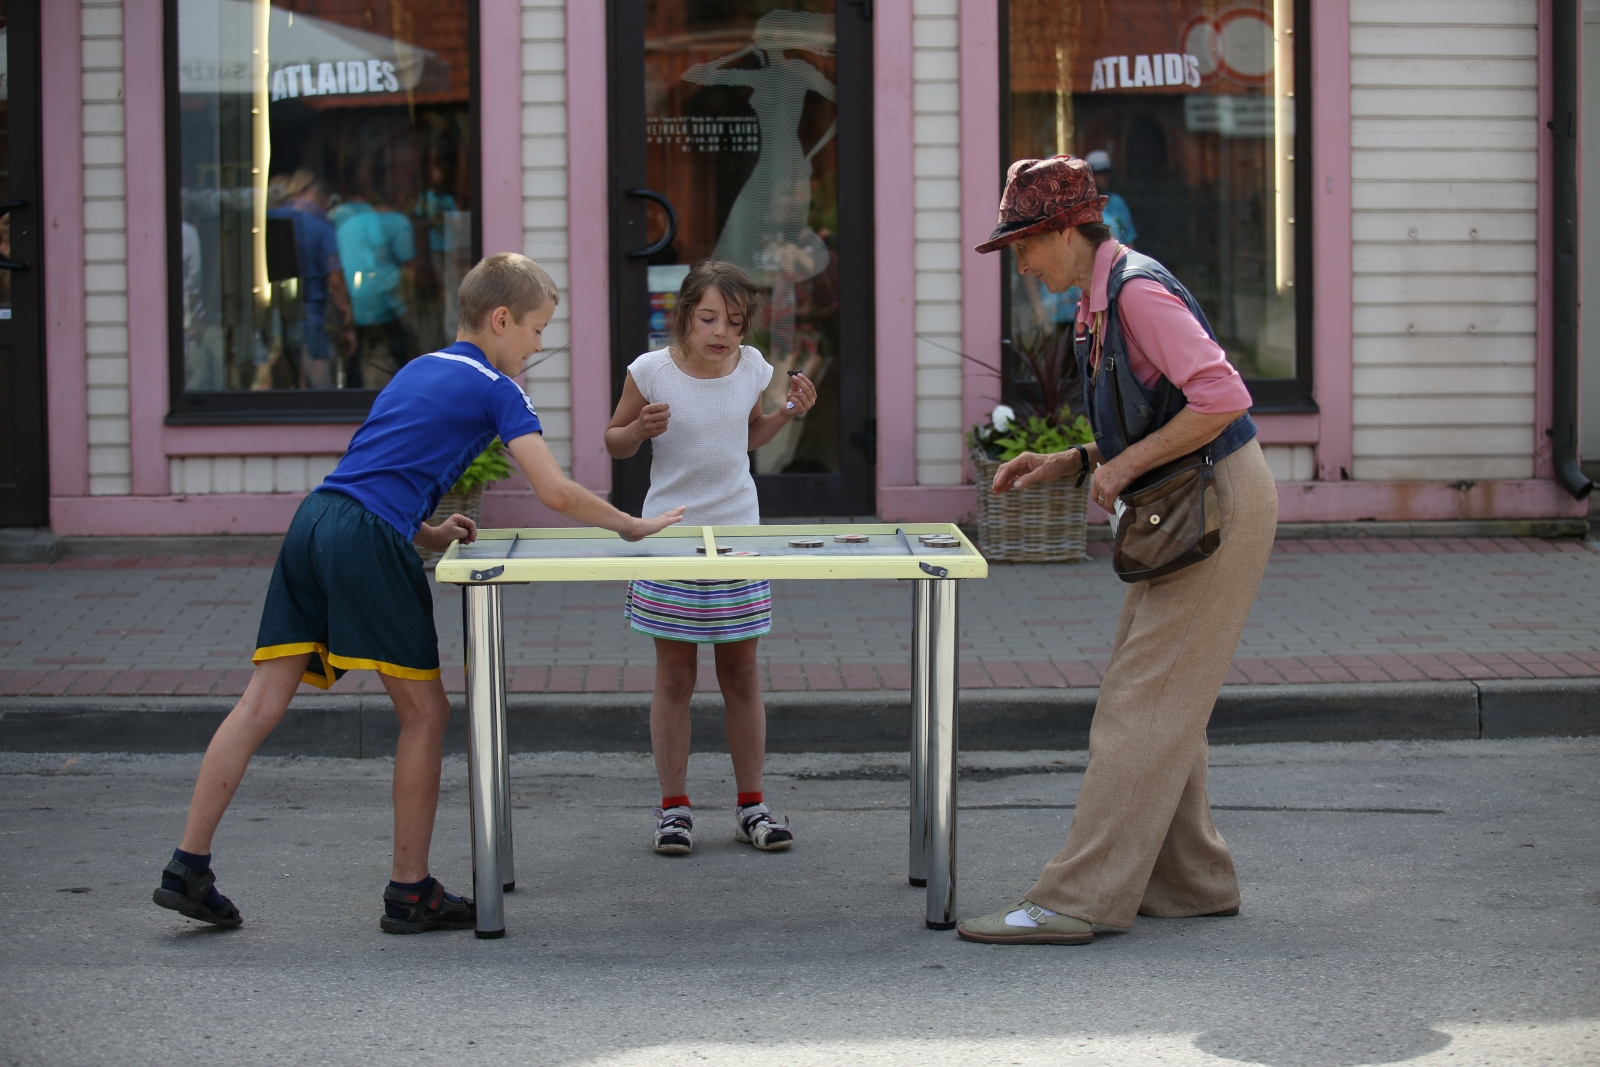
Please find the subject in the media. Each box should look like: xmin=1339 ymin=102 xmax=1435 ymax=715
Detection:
xmin=625 ymin=189 xmax=678 ymax=260
xmin=0 ymin=200 xmax=29 ymax=270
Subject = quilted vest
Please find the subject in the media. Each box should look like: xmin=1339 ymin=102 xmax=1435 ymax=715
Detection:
xmin=1073 ymin=248 xmax=1257 ymax=463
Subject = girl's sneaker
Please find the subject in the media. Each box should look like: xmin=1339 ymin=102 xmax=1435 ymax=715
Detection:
xmin=735 ymin=802 xmax=794 ymax=851
xmin=653 ymin=805 xmax=694 ymax=855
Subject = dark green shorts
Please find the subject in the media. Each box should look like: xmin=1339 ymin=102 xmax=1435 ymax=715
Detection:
xmin=254 ymin=491 xmax=440 ymax=690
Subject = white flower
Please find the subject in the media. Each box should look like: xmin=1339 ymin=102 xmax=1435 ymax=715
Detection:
xmin=990 ymin=404 xmax=1015 ymax=433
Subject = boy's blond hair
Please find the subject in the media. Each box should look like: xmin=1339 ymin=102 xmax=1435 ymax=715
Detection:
xmin=458 ymin=253 xmax=560 ymax=333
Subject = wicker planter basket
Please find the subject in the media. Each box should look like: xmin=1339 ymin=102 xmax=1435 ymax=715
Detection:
xmin=970 ymin=450 xmax=1089 ymax=563
xmin=416 ymin=485 xmax=485 ymax=565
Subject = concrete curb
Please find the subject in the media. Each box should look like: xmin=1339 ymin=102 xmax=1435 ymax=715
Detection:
xmin=1 ymin=679 xmax=1594 ymax=755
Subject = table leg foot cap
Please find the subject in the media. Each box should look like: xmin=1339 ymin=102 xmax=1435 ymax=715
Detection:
xmin=926 ymin=920 xmax=957 ymax=931
xmin=503 ymin=882 xmax=516 ymax=892
xmin=908 ymin=877 xmax=927 ymax=887
xmin=475 ymin=928 xmax=506 ymax=940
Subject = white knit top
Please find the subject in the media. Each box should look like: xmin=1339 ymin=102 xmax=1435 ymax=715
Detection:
xmin=627 ymin=346 xmax=774 ymax=526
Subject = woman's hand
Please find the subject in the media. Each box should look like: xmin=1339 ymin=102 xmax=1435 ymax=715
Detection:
xmin=782 ymin=372 xmax=817 ymax=417
xmin=992 ymin=450 xmax=1072 ymax=494
xmin=1089 ymin=457 xmax=1136 ymax=512
xmin=415 ymin=513 xmax=477 ymax=553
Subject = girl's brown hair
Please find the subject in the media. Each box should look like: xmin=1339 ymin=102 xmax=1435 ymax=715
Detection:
xmin=670 ymin=260 xmax=765 ymax=350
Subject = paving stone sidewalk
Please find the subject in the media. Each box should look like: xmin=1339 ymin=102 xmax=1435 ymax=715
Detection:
xmin=1 ymin=537 xmax=1596 ymax=700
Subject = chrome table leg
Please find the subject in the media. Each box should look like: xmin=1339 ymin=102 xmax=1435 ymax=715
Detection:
xmin=909 ymin=579 xmax=930 ymax=887
xmin=923 ymin=579 xmax=959 ymax=929
xmin=463 ymin=584 xmax=507 ymax=938
xmin=497 ymin=687 xmax=516 ymax=892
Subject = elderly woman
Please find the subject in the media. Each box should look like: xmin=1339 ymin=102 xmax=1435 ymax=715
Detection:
xmin=957 ymin=156 xmax=1278 ymax=946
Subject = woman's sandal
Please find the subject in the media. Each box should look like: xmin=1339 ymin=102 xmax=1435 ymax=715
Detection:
xmin=151 ymin=860 xmax=243 ymax=928
xmin=379 ymin=879 xmax=476 ymax=934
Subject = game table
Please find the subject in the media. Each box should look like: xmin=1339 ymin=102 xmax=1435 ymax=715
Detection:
xmin=434 ymin=523 xmax=987 ymax=938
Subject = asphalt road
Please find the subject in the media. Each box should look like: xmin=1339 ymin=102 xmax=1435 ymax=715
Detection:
xmin=1 ymin=738 xmax=1596 ymax=1066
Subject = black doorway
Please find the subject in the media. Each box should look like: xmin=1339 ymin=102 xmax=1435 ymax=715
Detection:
xmin=606 ymin=1 xmax=875 ymax=518
xmin=0 ymin=0 xmax=44 ymax=527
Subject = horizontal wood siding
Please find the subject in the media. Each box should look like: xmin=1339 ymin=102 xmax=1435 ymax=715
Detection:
xmin=1349 ymin=0 xmax=1538 ymax=481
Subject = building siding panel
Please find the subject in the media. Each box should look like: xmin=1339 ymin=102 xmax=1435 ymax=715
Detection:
xmin=82 ymin=0 xmax=129 ymax=496
xmin=913 ymin=1 xmax=963 ymax=485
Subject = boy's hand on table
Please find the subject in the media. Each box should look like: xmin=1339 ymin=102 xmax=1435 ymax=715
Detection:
xmin=622 ymin=506 xmax=686 ymax=542
xmin=416 ymin=513 xmax=478 ymax=552
xmin=635 ymin=403 xmax=671 ymax=441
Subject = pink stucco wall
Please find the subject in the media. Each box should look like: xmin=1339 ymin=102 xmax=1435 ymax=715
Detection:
xmin=873 ymin=0 xmax=918 ymax=510
xmin=42 ymin=0 xmax=87 ymax=501
xmin=1312 ymin=0 xmax=1353 ymax=482
xmin=565 ymin=0 xmax=614 ymax=495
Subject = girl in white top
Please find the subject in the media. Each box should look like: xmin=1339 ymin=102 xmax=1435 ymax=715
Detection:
xmin=606 ymin=261 xmax=816 ymax=857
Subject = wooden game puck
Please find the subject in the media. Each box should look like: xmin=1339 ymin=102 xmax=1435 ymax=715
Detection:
xmin=919 ymin=534 xmax=961 ymax=548
xmin=696 ymin=545 xmax=732 ymax=554
xmin=788 ymin=538 xmax=824 ymax=548
xmin=834 ymin=534 xmax=870 ymax=544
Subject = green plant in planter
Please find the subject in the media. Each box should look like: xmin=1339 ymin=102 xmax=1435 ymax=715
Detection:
xmin=988 ymin=412 xmax=1093 ymax=462
xmin=968 ymin=326 xmax=1093 ymax=462
xmin=452 ymin=438 xmax=514 ymax=495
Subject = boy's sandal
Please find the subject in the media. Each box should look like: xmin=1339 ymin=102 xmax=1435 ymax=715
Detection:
xmin=379 ymin=879 xmax=476 ymax=934
xmin=151 ymin=859 xmax=243 ymax=928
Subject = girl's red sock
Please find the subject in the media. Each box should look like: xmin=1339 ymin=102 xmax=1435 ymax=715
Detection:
xmin=737 ymin=791 xmax=763 ymax=807
xmin=661 ymin=795 xmax=691 ymax=809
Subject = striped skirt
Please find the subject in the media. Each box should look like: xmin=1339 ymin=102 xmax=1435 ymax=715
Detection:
xmin=625 ymin=579 xmax=772 ymax=644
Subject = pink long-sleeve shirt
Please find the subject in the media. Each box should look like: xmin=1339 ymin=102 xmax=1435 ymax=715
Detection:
xmin=1075 ymin=241 xmax=1254 ymax=416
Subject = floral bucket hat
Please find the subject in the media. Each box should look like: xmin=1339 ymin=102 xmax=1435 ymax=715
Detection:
xmin=975 ymin=155 xmax=1109 ymax=254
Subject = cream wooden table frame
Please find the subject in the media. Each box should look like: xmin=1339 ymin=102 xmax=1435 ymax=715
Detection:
xmin=434 ymin=523 xmax=987 ymax=939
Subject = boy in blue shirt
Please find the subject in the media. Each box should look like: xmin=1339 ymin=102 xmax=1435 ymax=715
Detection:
xmin=153 ymin=253 xmax=684 ymax=934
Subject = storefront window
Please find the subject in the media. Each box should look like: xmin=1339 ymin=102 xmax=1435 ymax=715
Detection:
xmin=1003 ymin=0 xmax=1310 ymax=405
xmin=168 ymin=0 xmax=475 ymax=419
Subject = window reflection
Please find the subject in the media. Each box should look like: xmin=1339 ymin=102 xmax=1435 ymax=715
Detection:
xmin=1007 ymin=0 xmax=1296 ymax=382
xmin=175 ymin=0 xmax=473 ymax=395
xmin=644 ymin=3 xmax=842 ymax=476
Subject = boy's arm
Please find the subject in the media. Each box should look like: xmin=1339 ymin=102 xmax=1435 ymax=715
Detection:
xmin=506 ymin=432 xmax=683 ymax=541
xmin=605 ymin=372 xmax=670 ymax=459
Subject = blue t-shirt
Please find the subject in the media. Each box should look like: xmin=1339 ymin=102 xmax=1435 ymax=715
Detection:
xmin=1103 ymin=192 xmax=1138 ymax=244
xmin=335 ymin=204 xmax=415 ymax=325
xmin=316 ymin=342 xmax=542 ymax=539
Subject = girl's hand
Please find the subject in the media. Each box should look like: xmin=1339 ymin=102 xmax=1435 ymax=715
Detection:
xmin=635 ymin=403 xmax=671 ymax=441
xmin=1089 ymin=457 xmax=1135 ymax=512
xmin=416 ymin=513 xmax=477 ymax=552
xmin=783 ymin=372 xmax=817 ymax=416
xmin=993 ymin=451 xmax=1068 ymax=494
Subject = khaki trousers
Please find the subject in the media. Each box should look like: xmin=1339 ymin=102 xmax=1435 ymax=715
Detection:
xmin=1026 ymin=439 xmax=1278 ymax=928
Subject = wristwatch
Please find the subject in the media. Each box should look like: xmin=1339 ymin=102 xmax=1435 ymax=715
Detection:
xmin=1072 ymin=445 xmax=1092 ymax=488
